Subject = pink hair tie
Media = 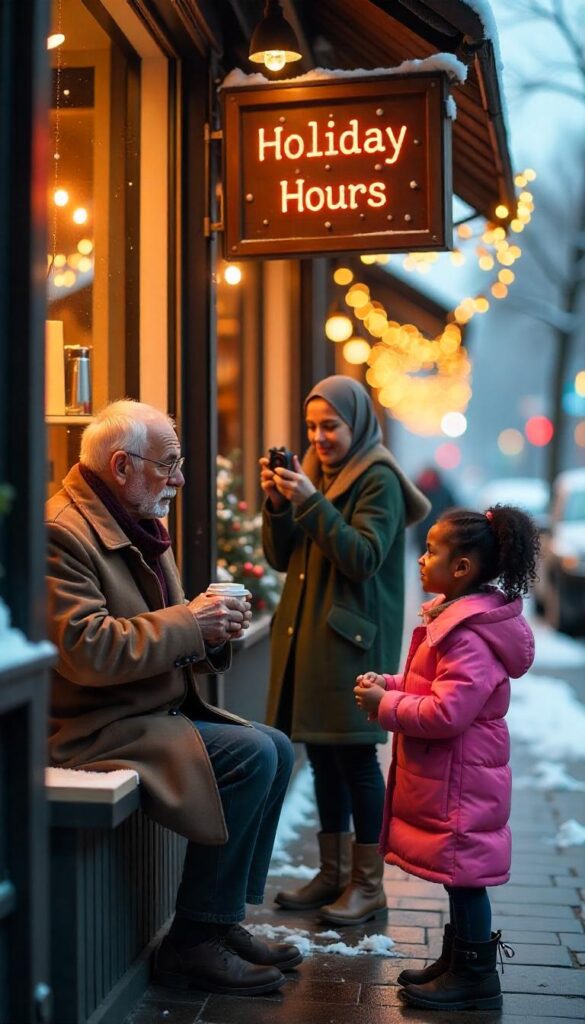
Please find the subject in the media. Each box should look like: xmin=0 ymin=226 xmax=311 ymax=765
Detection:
xmin=485 ymin=510 xmax=494 ymax=521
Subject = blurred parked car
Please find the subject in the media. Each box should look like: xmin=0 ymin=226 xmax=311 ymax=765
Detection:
xmin=477 ymin=477 xmax=551 ymax=532
xmin=536 ymin=469 xmax=585 ymax=636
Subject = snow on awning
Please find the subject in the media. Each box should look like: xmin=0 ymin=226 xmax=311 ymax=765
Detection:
xmin=304 ymin=0 xmax=515 ymax=220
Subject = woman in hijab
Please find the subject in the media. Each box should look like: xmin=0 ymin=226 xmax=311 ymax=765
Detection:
xmin=260 ymin=375 xmax=429 ymax=926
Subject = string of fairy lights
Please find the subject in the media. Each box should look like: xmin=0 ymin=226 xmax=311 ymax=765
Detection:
xmin=326 ymin=169 xmax=537 ymax=437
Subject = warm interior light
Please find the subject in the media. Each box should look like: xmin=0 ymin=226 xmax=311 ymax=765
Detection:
xmin=72 ymin=207 xmax=88 ymax=225
xmin=77 ymin=238 xmax=93 ymax=255
xmin=54 ymin=189 xmax=69 ymax=207
xmin=249 ymin=0 xmax=302 ymax=71
xmin=495 ymin=204 xmax=509 ymax=219
xmin=47 ymin=33 xmax=65 ymax=50
xmin=224 ymin=264 xmax=242 ymax=285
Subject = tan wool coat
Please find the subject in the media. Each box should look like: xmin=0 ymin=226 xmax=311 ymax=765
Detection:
xmin=46 ymin=465 xmax=250 ymax=844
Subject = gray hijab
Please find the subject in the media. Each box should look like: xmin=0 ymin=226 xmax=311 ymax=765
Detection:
xmin=302 ymin=375 xmax=431 ymax=527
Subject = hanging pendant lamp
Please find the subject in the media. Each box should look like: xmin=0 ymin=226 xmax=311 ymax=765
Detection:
xmin=249 ymin=0 xmax=302 ymax=73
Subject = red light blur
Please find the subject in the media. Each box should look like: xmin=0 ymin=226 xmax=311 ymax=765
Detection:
xmin=435 ymin=442 xmax=461 ymax=470
xmin=525 ymin=415 xmax=554 ymax=446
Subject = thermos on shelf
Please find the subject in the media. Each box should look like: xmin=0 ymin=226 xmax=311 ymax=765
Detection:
xmin=64 ymin=345 xmax=92 ymax=415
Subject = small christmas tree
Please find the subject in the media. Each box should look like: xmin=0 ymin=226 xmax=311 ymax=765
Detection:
xmin=216 ymin=453 xmax=283 ymax=612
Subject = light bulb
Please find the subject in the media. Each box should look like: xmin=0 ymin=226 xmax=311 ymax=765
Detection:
xmin=224 ymin=264 xmax=242 ymax=285
xmin=47 ymin=33 xmax=65 ymax=50
xmin=264 ymin=50 xmax=286 ymax=72
xmin=73 ymin=207 xmax=88 ymax=225
xmin=54 ymin=189 xmax=69 ymax=207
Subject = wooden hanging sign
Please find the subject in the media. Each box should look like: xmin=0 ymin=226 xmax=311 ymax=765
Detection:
xmin=222 ymin=73 xmax=452 ymax=259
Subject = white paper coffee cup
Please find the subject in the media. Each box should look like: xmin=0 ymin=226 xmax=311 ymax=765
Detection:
xmin=206 ymin=582 xmax=248 ymax=597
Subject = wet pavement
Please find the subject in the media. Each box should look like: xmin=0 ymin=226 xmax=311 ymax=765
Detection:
xmin=125 ymin=613 xmax=585 ymax=1024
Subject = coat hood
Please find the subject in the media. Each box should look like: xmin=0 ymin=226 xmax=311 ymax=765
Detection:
xmin=424 ymin=587 xmax=534 ymax=678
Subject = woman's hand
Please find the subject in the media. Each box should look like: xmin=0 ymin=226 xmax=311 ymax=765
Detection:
xmin=259 ymin=456 xmax=287 ymax=511
xmin=272 ymin=455 xmax=317 ymax=506
xmin=354 ymin=675 xmax=386 ymax=721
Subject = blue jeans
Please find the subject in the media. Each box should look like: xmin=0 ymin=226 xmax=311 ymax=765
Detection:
xmin=175 ymin=720 xmax=294 ymax=923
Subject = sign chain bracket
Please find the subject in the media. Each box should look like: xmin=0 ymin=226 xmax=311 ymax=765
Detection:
xmin=204 ymin=123 xmax=224 ymax=237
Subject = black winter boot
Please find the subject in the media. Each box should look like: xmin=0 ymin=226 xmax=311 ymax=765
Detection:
xmin=397 ymin=923 xmax=454 ymax=987
xmin=400 ymin=931 xmax=513 ymax=1011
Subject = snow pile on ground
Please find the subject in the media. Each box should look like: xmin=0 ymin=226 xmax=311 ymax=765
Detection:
xmin=269 ymin=762 xmax=316 ymax=875
xmin=508 ymin=673 xmax=585 ymax=761
xmin=530 ymin=621 xmax=585 ymax=670
xmin=514 ymin=760 xmax=585 ymax=791
xmin=247 ymin=923 xmax=398 ymax=958
xmin=551 ymin=819 xmax=585 ymax=848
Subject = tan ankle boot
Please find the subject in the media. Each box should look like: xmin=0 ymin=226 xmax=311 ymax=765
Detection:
xmin=275 ymin=832 xmax=353 ymax=910
xmin=318 ymin=842 xmax=388 ymax=926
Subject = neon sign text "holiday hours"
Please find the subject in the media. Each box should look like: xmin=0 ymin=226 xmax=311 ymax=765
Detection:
xmin=222 ymin=74 xmax=452 ymax=258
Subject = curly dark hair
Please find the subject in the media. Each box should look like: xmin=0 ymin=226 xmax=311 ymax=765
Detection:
xmin=438 ymin=504 xmax=541 ymax=600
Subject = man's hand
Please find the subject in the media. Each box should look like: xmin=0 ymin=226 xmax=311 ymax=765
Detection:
xmin=354 ymin=674 xmax=386 ymax=721
xmin=272 ymin=455 xmax=316 ymax=506
xmin=187 ymin=593 xmax=252 ymax=645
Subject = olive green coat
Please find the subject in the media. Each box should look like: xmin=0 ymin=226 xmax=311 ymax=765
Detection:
xmin=263 ymin=463 xmax=405 ymax=743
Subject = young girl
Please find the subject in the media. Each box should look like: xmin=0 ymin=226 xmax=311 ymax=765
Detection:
xmin=354 ymin=505 xmax=539 ymax=1012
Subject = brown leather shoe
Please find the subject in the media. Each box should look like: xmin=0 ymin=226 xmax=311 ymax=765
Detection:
xmin=154 ymin=934 xmax=286 ymax=995
xmin=224 ymin=924 xmax=303 ymax=970
xmin=275 ymin=831 xmax=353 ymax=910
xmin=319 ymin=842 xmax=388 ymax=926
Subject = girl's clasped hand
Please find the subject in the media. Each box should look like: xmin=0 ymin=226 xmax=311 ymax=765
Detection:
xmin=354 ymin=672 xmax=386 ymax=720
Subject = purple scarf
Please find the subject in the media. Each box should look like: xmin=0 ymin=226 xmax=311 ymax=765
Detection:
xmin=79 ymin=464 xmax=171 ymax=606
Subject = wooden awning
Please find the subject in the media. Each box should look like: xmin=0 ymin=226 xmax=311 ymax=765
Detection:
xmin=305 ymin=0 xmax=515 ymax=220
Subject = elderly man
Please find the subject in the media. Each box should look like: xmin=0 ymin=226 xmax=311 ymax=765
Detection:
xmin=46 ymin=400 xmax=299 ymax=996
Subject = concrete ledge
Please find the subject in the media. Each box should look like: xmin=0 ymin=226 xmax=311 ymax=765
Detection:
xmin=46 ymin=767 xmax=141 ymax=828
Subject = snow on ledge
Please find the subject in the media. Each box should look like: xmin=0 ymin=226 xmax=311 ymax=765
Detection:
xmin=45 ymin=767 xmax=139 ymax=803
xmin=222 ymin=54 xmax=468 ymax=91
xmin=0 ymin=599 xmax=55 ymax=673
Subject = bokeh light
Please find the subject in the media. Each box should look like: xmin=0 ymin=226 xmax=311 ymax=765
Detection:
xmin=575 ymin=371 xmax=585 ymax=397
xmin=435 ymin=443 xmax=461 ymax=469
xmin=343 ymin=338 xmax=371 ymax=364
xmin=498 ymin=428 xmax=524 ymax=456
xmin=54 ymin=189 xmax=69 ymax=206
xmin=224 ymin=264 xmax=242 ymax=285
xmin=333 ymin=267 xmax=353 ymax=286
xmin=525 ymin=415 xmax=554 ymax=446
xmin=441 ymin=412 xmax=467 ymax=437
xmin=325 ymin=313 xmax=353 ymax=342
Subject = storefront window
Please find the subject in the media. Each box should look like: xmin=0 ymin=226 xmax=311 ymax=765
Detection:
xmin=215 ymin=260 xmax=281 ymax=610
xmin=46 ymin=0 xmax=139 ymax=496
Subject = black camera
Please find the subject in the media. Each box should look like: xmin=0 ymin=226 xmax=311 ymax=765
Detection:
xmin=268 ymin=446 xmax=295 ymax=471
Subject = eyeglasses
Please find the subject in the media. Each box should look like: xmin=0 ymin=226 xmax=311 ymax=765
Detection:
xmin=125 ymin=452 xmax=185 ymax=477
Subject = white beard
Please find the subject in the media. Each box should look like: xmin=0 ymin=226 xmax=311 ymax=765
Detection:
xmin=127 ymin=478 xmax=177 ymax=519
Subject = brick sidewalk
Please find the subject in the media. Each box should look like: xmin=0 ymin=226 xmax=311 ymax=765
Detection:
xmin=126 ymin=732 xmax=585 ymax=1024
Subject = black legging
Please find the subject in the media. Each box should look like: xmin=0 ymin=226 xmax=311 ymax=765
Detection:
xmin=445 ymin=885 xmax=492 ymax=942
xmin=305 ymin=742 xmax=385 ymax=844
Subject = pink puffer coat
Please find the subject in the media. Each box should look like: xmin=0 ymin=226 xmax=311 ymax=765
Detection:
xmin=378 ymin=588 xmax=534 ymax=887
